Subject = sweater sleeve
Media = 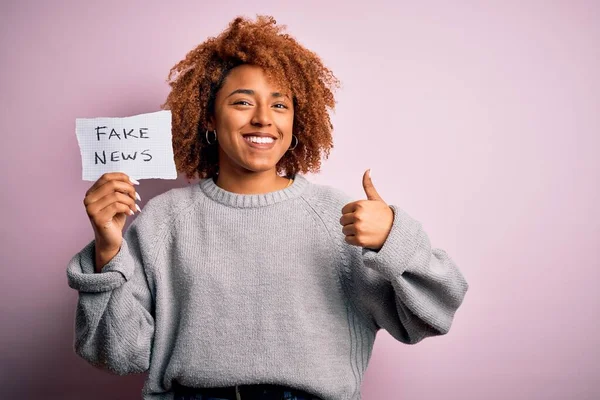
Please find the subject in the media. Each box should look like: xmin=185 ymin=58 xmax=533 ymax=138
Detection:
xmin=66 ymin=206 xmax=158 ymax=375
xmin=344 ymin=204 xmax=469 ymax=344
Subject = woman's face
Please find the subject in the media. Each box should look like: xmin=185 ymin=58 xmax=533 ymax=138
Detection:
xmin=208 ymin=64 xmax=294 ymax=175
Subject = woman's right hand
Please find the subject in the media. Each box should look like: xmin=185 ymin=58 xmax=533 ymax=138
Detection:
xmin=83 ymin=172 xmax=141 ymax=271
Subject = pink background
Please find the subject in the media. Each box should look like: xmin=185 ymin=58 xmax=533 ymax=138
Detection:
xmin=1 ymin=1 xmax=598 ymax=399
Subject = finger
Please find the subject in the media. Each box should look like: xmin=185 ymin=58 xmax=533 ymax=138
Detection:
xmin=341 ymin=224 xmax=357 ymax=236
xmin=95 ymin=202 xmax=137 ymax=225
xmin=339 ymin=213 xmax=357 ymax=226
xmin=341 ymin=202 xmax=359 ymax=215
xmin=362 ymin=169 xmax=383 ymax=201
xmin=344 ymin=235 xmax=359 ymax=246
xmin=87 ymin=191 xmax=138 ymax=219
xmin=86 ymin=172 xmax=139 ymax=197
xmin=85 ymin=178 xmax=140 ymax=206
xmin=94 ymin=179 xmax=139 ymax=203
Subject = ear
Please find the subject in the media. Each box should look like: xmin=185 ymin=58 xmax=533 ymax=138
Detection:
xmin=207 ymin=115 xmax=216 ymax=131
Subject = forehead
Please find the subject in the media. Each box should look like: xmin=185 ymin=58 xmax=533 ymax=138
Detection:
xmin=220 ymin=64 xmax=288 ymax=94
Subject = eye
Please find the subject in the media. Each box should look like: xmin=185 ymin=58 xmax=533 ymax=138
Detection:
xmin=233 ymin=100 xmax=252 ymax=106
xmin=273 ymin=103 xmax=288 ymax=109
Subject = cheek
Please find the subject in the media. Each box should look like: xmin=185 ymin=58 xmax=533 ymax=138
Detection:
xmin=277 ymin=113 xmax=294 ymax=133
xmin=220 ymin=113 xmax=246 ymax=130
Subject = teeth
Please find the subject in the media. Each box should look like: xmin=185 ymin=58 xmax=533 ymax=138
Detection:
xmin=244 ymin=136 xmax=274 ymax=144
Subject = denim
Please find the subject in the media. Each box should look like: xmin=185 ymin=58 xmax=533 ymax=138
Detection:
xmin=173 ymin=387 xmax=321 ymax=400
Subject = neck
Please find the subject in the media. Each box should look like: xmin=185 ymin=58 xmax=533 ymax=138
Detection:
xmin=214 ymin=167 xmax=290 ymax=195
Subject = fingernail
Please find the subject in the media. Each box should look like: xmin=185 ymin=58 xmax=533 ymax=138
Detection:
xmin=129 ymin=209 xmax=135 ymax=216
xmin=129 ymin=177 xmax=140 ymax=185
xmin=135 ymin=204 xmax=142 ymax=213
xmin=135 ymin=192 xmax=141 ymax=201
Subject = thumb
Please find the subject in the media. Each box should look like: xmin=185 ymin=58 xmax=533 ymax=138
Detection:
xmin=362 ymin=169 xmax=383 ymax=201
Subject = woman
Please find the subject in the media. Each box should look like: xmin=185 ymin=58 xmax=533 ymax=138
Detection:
xmin=67 ymin=15 xmax=469 ymax=400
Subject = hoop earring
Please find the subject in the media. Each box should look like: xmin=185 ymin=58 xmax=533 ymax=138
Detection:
xmin=288 ymin=134 xmax=298 ymax=151
xmin=205 ymin=129 xmax=217 ymax=145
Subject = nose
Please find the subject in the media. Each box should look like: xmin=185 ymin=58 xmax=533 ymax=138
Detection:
xmin=250 ymin=103 xmax=272 ymax=127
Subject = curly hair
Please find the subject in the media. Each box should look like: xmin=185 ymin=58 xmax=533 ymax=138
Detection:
xmin=161 ymin=15 xmax=341 ymax=180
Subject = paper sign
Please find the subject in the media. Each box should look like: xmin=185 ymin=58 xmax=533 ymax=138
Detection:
xmin=75 ymin=110 xmax=177 ymax=181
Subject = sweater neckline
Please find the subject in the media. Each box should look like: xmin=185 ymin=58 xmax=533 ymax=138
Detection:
xmin=199 ymin=173 xmax=309 ymax=208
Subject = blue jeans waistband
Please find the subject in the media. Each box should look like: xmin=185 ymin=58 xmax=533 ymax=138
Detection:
xmin=172 ymin=382 xmax=322 ymax=400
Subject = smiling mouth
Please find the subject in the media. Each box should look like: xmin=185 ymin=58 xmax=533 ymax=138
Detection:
xmin=242 ymin=132 xmax=278 ymax=140
xmin=242 ymin=135 xmax=277 ymax=149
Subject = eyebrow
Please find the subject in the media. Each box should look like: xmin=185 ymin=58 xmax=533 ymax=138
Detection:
xmin=226 ymin=89 xmax=289 ymax=99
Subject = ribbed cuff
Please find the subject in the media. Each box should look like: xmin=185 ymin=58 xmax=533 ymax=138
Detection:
xmin=66 ymin=239 xmax=135 ymax=293
xmin=361 ymin=205 xmax=422 ymax=279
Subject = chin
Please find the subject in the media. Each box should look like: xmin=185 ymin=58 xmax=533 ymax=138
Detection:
xmin=238 ymin=157 xmax=283 ymax=173
xmin=247 ymin=165 xmax=278 ymax=173
xmin=232 ymin=161 xmax=275 ymax=173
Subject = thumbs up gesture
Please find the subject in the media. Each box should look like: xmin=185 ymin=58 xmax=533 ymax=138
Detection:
xmin=340 ymin=169 xmax=394 ymax=251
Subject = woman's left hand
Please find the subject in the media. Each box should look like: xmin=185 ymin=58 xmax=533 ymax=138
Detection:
xmin=340 ymin=169 xmax=394 ymax=251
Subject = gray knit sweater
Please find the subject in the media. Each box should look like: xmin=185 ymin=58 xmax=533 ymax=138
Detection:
xmin=66 ymin=173 xmax=468 ymax=400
